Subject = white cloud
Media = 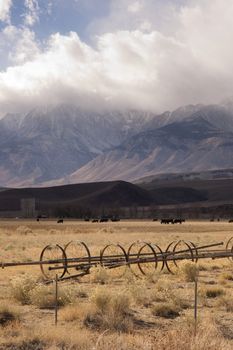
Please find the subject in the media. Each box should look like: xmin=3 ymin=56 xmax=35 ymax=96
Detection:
xmin=3 ymin=25 xmax=40 ymax=64
xmin=0 ymin=0 xmax=12 ymax=23
xmin=24 ymin=0 xmax=39 ymax=26
xmin=88 ymin=0 xmax=179 ymax=37
xmin=0 ymin=0 xmax=233 ymax=115
xmin=128 ymin=1 xmax=143 ymax=13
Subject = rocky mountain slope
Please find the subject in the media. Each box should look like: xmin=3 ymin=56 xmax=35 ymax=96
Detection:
xmin=0 ymin=105 xmax=153 ymax=186
xmin=1 ymin=102 xmax=233 ymax=187
xmin=60 ymin=112 xmax=233 ymax=184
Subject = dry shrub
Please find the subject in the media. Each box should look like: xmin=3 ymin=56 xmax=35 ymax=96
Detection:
xmin=181 ymin=262 xmax=199 ymax=282
xmin=84 ymin=287 xmax=133 ymax=332
xmin=0 ymin=313 xmax=232 ymax=350
xmin=0 ymin=338 xmax=45 ymax=350
xmin=75 ymin=286 xmax=88 ymax=299
xmin=29 ymin=284 xmax=77 ymax=309
xmin=11 ymin=274 xmax=37 ymax=304
xmin=219 ymin=272 xmax=233 ymax=282
xmin=156 ymin=279 xmax=173 ymax=293
xmin=0 ymin=303 xmax=19 ymax=326
xmin=152 ymin=302 xmax=180 ymax=319
xmin=124 ymin=268 xmax=136 ymax=284
xmin=127 ymin=283 xmax=150 ymax=306
xmin=127 ymin=279 xmax=166 ymax=307
xmin=145 ymin=272 xmax=161 ymax=284
xmin=16 ymin=226 xmax=33 ymax=235
xmin=171 ymin=293 xmax=190 ymax=310
xmin=60 ymin=304 xmax=81 ymax=322
xmin=1 ymin=321 xmax=232 ymax=350
xmin=203 ymin=287 xmax=225 ymax=299
xmin=210 ymin=265 xmax=220 ymax=271
xmin=156 ymin=319 xmax=232 ymax=350
xmin=197 ymin=263 xmax=209 ymax=271
xmin=90 ymin=266 xmax=110 ymax=284
xmin=150 ymin=291 xmax=167 ymax=303
xmin=38 ymin=326 xmax=91 ymax=349
xmin=217 ymin=295 xmax=233 ymax=312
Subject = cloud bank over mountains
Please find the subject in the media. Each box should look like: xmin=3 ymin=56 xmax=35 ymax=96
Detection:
xmin=0 ymin=0 xmax=233 ymax=115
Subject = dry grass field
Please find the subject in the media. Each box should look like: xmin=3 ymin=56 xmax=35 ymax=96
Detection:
xmin=0 ymin=219 xmax=233 ymax=349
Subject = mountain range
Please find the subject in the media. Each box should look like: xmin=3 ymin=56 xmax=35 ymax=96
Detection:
xmin=1 ymin=101 xmax=233 ymax=187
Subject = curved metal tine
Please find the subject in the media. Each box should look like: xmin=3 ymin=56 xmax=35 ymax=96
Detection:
xmin=40 ymin=244 xmax=67 ymax=280
xmin=165 ymin=240 xmax=195 ymax=274
xmin=151 ymin=243 xmax=165 ymax=271
xmin=127 ymin=241 xmax=145 ymax=277
xmin=188 ymin=241 xmax=199 ymax=263
xmin=64 ymin=240 xmax=91 ymax=275
xmin=226 ymin=237 xmax=233 ymax=262
xmin=164 ymin=240 xmax=177 ymax=274
xmin=173 ymin=240 xmax=194 ymax=269
xmin=100 ymin=243 xmax=128 ymax=278
xmin=137 ymin=242 xmax=157 ymax=276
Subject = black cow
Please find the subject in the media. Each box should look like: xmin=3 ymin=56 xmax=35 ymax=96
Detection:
xmin=100 ymin=218 xmax=109 ymax=222
xmin=57 ymin=219 xmax=63 ymax=223
xmin=160 ymin=218 xmax=173 ymax=224
xmin=173 ymin=219 xmax=183 ymax=224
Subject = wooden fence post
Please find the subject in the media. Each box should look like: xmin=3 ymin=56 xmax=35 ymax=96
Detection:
xmin=194 ymin=274 xmax=198 ymax=335
xmin=55 ymin=274 xmax=58 ymax=326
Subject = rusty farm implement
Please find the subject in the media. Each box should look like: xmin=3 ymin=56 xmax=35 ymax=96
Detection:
xmin=1 ymin=237 xmax=233 ymax=281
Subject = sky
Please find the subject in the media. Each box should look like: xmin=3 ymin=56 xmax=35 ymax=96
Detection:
xmin=0 ymin=0 xmax=233 ymax=115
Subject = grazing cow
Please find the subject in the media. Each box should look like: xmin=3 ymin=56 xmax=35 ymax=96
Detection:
xmin=160 ymin=218 xmax=173 ymax=224
xmin=229 ymin=219 xmax=233 ymax=223
xmin=152 ymin=218 xmax=158 ymax=222
xmin=100 ymin=218 xmax=109 ymax=222
xmin=161 ymin=218 xmax=184 ymax=224
xmin=173 ymin=219 xmax=183 ymax=224
xmin=57 ymin=219 xmax=63 ymax=223
xmin=92 ymin=219 xmax=99 ymax=223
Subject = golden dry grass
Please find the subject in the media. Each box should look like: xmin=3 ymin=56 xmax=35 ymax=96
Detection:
xmin=0 ymin=219 xmax=233 ymax=348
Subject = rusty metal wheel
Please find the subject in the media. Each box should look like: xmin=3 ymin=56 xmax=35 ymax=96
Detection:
xmin=226 ymin=237 xmax=233 ymax=262
xmin=137 ymin=242 xmax=158 ymax=276
xmin=165 ymin=240 xmax=194 ymax=274
xmin=151 ymin=243 xmax=165 ymax=271
xmin=127 ymin=241 xmax=158 ymax=277
xmin=100 ymin=243 xmax=128 ymax=278
xmin=40 ymin=244 xmax=67 ymax=280
xmin=64 ymin=240 xmax=91 ymax=276
xmin=188 ymin=241 xmax=198 ymax=263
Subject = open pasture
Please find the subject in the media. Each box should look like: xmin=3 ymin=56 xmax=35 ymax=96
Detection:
xmin=0 ymin=219 xmax=233 ymax=349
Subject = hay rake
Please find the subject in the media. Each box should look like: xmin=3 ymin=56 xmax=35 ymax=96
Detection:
xmin=2 ymin=237 xmax=233 ymax=281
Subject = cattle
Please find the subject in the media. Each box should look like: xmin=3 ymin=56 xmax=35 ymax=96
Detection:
xmin=92 ymin=219 xmax=99 ymax=223
xmin=160 ymin=218 xmax=173 ymax=224
xmin=57 ymin=219 xmax=63 ymax=223
xmin=173 ymin=219 xmax=183 ymax=224
xmin=100 ymin=218 xmax=109 ymax=222
xmin=161 ymin=218 xmax=185 ymax=224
